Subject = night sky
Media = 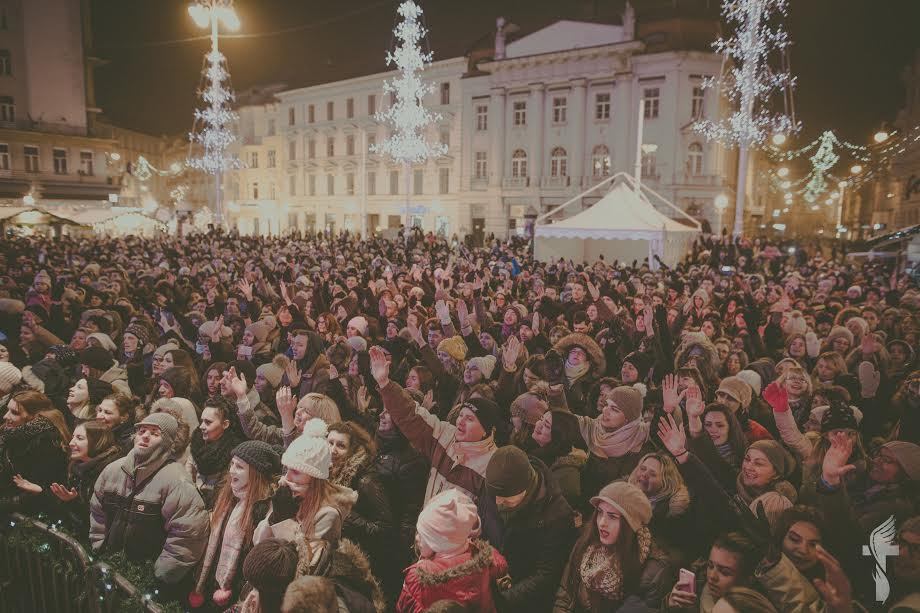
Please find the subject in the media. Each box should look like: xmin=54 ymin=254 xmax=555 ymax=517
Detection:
xmin=91 ymin=0 xmax=920 ymax=145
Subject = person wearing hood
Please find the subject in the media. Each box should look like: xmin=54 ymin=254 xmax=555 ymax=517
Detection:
xmin=78 ymin=345 xmax=130 ymax=395
xmin=120 ymin=322 xmax=154 ymax=397
xmin=238 ymin=320 xmax=273 ymax=367
xmin=280 ymin=329 xmax=331 ymax=398
xmin=715 ymin=376 xmax=773 ymax=444
xmin=546 ymin=333 xmax=606 ymax=417
xmin=89 ymin=412 xmax=210 ymax=593
xmin=20 ymin=357 xmax=71 ymax=412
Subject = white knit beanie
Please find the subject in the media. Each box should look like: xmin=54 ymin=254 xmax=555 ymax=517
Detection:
xmin=347 ymin=316 xmax=369 ymax=336
xmin=468 ymin=355 xmax=497 ymax=380
xmin=281 ymin=418 xmax=332 ymax=479
xmin=736 ymin=369 xmax=763 ymax=396
xmin=0 ymin=362 xmax=22 ymax=391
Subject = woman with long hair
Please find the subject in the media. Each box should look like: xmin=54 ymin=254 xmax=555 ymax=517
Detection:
xmin=554 ymin=481 xmax=672 ymax=611
xmin=202 ymin=362 xmax=229 ymax=399
xmin=627 ymin=452 xmax=695 ymax=564
xmin=188 ymin=396 xmax=246 ymax=508
xmin=188 ymin=441 xmax=280 ymax=610
xmin=527 ymin=409 xmax=588 ymax=513
xmin=66 ymin=377 xmax=113 ymax=425
xmin=0 ymin=390 xmax=70 ymax=514
xmin=95 ymin=392 xmax=139 ymax=453
xmin=687 ymin=401 xmax=750 ymax=491
xmin=775 ymin=365 xmax=813 ymax=427
xmin=812 ymin=352 xmax=847 ymax=389
xmin=49 ymin=421 xmax=123 ymax=531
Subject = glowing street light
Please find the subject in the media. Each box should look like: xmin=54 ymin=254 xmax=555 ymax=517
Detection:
xmin=777 ymin=167 xmax=789 ymax=177
xmin=873 ymin=131 xmax=889 ymax=144
xmin=850 ymin=164 xmax=863 ymax=175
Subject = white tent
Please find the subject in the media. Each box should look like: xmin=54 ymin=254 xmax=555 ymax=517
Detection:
xmin=534 ymin=173 xmax=700 ymax=268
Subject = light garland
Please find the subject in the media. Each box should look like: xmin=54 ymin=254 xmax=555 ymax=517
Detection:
xmin=188 ymin=47 xmax=244 ymax=174
xmin=372 ymin=1 xmax=447 ymax=165
xmin=693 ymin=0 xmax=799 ymax=148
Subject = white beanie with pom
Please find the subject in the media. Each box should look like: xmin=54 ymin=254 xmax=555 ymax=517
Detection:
xmin=281 ymin=418 xmax=332 ymax=479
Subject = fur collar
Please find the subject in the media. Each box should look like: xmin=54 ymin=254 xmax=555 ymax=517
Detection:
xmin=552 ymin=448 xmax=589 ymax=470
xmin=331 ymin=446 xmax=371 ymax=488
xmin=414 ymin=539 xmax=496 ymax=588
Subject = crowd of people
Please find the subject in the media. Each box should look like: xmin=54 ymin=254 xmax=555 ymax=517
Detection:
xmin=0 ymin=227 xmax=918 ymax=613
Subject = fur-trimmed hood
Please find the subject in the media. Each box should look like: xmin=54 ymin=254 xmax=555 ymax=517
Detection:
xmin=674 ymin=331 xmax=720 ymax=374
xmin=298 ymin=538 xmax=387 ymax=613
xmin=553 ymin=332 xmax=606 ymax=375
xmin=552 ymin=447 xmax=589 ymax=471
xmin=414 ymin=538 xmax=497 ymax=588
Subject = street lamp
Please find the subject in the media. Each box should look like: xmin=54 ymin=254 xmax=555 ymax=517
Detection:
xmin=714 ymin=193 xmax=729 ymax=233
xmin=873 ymin=130 xmax=889 ymax=144
xmin=772 ymin=133 xmax=787 ymax=146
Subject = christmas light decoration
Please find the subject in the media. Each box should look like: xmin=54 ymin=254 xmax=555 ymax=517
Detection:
xmin=693 ymin=0 xmax=798 ymax=237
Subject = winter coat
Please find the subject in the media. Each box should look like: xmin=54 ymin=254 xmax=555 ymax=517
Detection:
xmin=550 ymin=448 xmax=589 ymax=513
xmin=308 ymin=538 xmax=388 ymax=613
xmin=380 ymin=380 xmax=496 ymax=505
xmin=100 ymin=363 xmax=131 ymax=396
xmin=89 ymin=453 xmax=210 ymax=584
xmin=646 ymin=486 xmax=696 ymax=566
xmin=554 ymin=333 xmax=607 ymax=417
xmin=55 ymin=446 xmax=124 ymax=532
xmin=398 ymin=539 xmax=509 ymax=613
xmin=372 ymin=431 xmax=428 ymax=548
xmin=480 ymin=457 xmax=577 ymax=613
xmin=281 ymin=353 xmax=331 ymax=398
xmin=253 ymin=482 xmax=358 ymax=546
xmin=755 ymin=554 xmax=829 ymax=613
xmin=0 ymin=415 xmax=68 ymax=515
xmin=581 ymin=441 xmax=655 ymax=513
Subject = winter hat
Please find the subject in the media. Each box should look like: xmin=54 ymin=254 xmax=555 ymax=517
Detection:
xmin=48 ymin=344 xmax=79 ymax=368
xmin=33 ymin=270 xmax=52 ymax=287
xmin=123 ymin=323 xmax=151 ymax=348
xmin=256 ymin=354 xmax=289 ymax=389
xmin=281 ymin=418 xmax=332 ymax=479
xmin=345 ymin=335 xmax=367 ymax=353
xmin=819 ymin=402 xmax=859 ymax=433
xmin=590 ymin=481 xmax=652 ymax=532
xmin=135 ymin=412 xmax=179 ymax=450
xmin=748 ymin=440 xmax=795 ymax=478
xmin=717 ymin=376 xmax=753 ymax=410
xmin=825 ymin=326 xmax=854 ymax=348
xmin=347 ymin=316 xmax=369 ymax=336
xmin=79 ymin=346 xmax=114 ymax=372
xmin=468 ymin=355 xmax=497 ymax=380
xmin=460 ymin=397 xmax=501 ymax=437
xmin=416 ymin=489 xmax=482 ymax=554
xmin=609 ymin=386 xmax=643 ymax=422
xmin=87 ymin=332 xmax=118 ymax=354
xmin=0 ymin=362 xmax=22 ymax=391
xmin=510 ymin=392 xmax=549 ymax=426
xmin=153 ymin=339 xmax=180 ymax=360
xmin=486 ymin=446 xmax=537 ymax=497
xmin=198 ymin=320 xmax=232 ymax=341
xmin=622 ymin=351 xmax=652 ymax=381
xmin=751 ymin=492 xmax=793 ymax=533
xmin=782 ymin=311 xmax=808 ymax=337
xmin=21 ymin=358 xmax=68 ymax=396
xmin=245 ymin=321 xmax=270 ymax=345
xmin=882 ymin=441 xmax=920 ymax=481
xmin=809 ymin=404 xmax=863 ymax=427
xmin=86 ymin=378 xmax=114 ymax=405
xmin=736 ymin=369 xmax=763 ymax=396
xmin=325 ymin=341 xmax=352 ymax=371
xmin=242 ymin=539 xmax=299 ymax=609
xmin=437 ymin=336 xmax=468 ymax=362
xmin=233 ymin=440 xmax=282 ymax=478
xmin=846 ymin=317 xmax=869 ymax=338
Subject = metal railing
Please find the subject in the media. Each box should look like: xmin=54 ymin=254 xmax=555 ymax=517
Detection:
xmin=0 ymin=513 xmax=161 ymax=613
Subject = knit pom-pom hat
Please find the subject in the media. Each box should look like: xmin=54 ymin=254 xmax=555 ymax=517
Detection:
xmin=281 ymin=418 xmax=332 ymax=479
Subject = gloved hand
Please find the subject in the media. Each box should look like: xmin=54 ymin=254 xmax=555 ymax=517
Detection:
xmin=268 ymin=484 xmax=299 ymax=524
xmin=763 ymin=381 xmax=789 ymax=412
xmin=858 ymin=361 xmax=880 ymax=399
xmin=805 ymin=331 xmax=820 ymax=358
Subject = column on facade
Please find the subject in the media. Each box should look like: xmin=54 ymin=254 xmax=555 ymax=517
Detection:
xmin=489 ymin=87 xmax=506 ymax=187
xmin=570 ymin=78 xmax=587 ymax=187
xmin=529 ymin=83 xmax=545 ymax=186
xmin=462 ymin=94 xmax=475 ymax=189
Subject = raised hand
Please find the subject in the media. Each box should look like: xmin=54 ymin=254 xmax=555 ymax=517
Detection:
xmin=661 ymin=374 xmax=679 ymax=413
xmin=422 ymin=389 xmax=435 ymax=410
xmin=762 ymin=381 xmax=789 ymax=412
xmin=223 ymin=367 xmax=248 ymax=400
xmin=502 ymin=335 xmax=522 ymax=371
xmin=407 ymin=320 xmax=425 ymax=347
xmin=357 ymin=386 xmax=371 ymax=413
xmin=327 ymin=364 xmax=339 ymax=380
xmin=812 ymin=546 xmax=853 ymax=613
xmin=237 ymin=279 xmax=253 ymax=301
xmin=13 ymin=474 xmax=42 ymax=494
xmin=276 ymin=386 xmax=296 ymax=421
xmin=643 ymin=306 xmax=654 ymax=336
xmin=457 ymin=300 xmax=470 ymax=329
xmin=369 ymin=346 xmax=390 ymax=388
xmin=822 ymin=431 xmax=856 ymax=486
xmin=586 ymin=280 xmax=600 ymax=302
xmin=858 ymin=361 xmax=880 ymax=399
xmin=657 ymin=414 xmax=688 ymax=461
xmin=285 ymin=362 xmax=303 ymax=388
xmin=684 ymin=385 xmax=704 ymax=419
xmin=210 ymin=315 xmax=225 ymax=343
xmin=279 ymin=281 xmax=291 ymax=305
xmin=435 ymin=299 xmax=451 ymax=324
xmin=666 ymin=582 xmax=697 ymax=610
xmin=50 ymin=482 xmax=79 ymax=502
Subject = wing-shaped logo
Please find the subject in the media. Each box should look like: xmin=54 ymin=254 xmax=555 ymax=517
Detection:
xmin=863 ymin=515 xmax=899 ymax=603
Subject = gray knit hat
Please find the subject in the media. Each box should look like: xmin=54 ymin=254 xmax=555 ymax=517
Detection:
xmin=233 ymin=441 xmax=282 ymax=478
xmin=135 ymin=412 xmax=179 ymax=450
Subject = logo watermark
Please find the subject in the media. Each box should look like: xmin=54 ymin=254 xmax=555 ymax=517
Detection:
xmin=862 ymin=515 xmax=899 ymax=603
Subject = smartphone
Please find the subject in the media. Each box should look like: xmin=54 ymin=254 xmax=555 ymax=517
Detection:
xmin=678 ymin=568 xmax=695 ymax=594
xmin=720 ymin=265 xmax=736 ymax=276
xmin=237 ymin=345 xmax=253 ymax=357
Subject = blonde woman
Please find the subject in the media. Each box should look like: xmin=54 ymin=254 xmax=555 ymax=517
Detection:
xmin=774 ymin=365 xmax=813 ymax=427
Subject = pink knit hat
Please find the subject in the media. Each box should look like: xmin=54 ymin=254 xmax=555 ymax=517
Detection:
xmin=416 ymin=489 xmax=480 ymax=554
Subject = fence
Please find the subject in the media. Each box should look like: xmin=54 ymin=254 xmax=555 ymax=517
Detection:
xmin=0 ymin=513 xmax=161 ymax=613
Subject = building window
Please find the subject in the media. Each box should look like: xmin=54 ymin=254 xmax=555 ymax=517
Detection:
xmin=308 ymin=104 xmax=315 ymax=123
xmin=367 ymin=171 xmax=376 ymax=195
xmin=389 ymin=170 xmax=399 ymax=195
xmin=643 ymin=88 xmax=660 ymax=119
xmin=289 ymin=174 xmax=297 ymax=196
xmin=346 ymin=172 xmax=355 ymax=195
xmin=367 ymin=134 xmax=376 ymax=150
xmin=308 ymin=139 xmax=316 ymax=159
xmin=439 ymin=127 xmax=450 ymax=148
xmin=476 ymin=105 xmax=488 ymax=131
xmin=688 ymin=142 xmax=704 ymax=175
xmin=474 ymin=151 xmax=487 ymax=180
xmin=367 ymin=94 xmax=376 ymax=115
xmin=288 ymin=140 xmax=296 ymax=160
xmin=550 ymin=147 xmax=567 ymax=177
xmin=440 ymin=82 xmax=450 ymax=105
xmin=592 ymin=145 xmax=611 ymax=177
xmin=288 ymin=107 xmax=295 ymax=125
xmin=80 ymin=151 xmax=94 ymax=175
xmin=267 ymin=119 xmax=276 ymax=136
xmin=308 ymin=174 xmax=316 ymax=196
xmin=0 ymin=50 xmax=10 ymax=76
xmin=691 ymin=86 xmax=704 ymax=119
xmin=346 ymin=134 xmax=355 ymax=156
xmin=326 ymin=101 xmax=334 ymax=121
xmin=24 ymin=145 xmax=39 ymax=172
xmin=513 ymin=100 xmax=527 ymax=126
xmin=326 ymin=137 xmax=334 ymax=157
xmin=552 ymin=97 xmax=567 ymax=124
xmin=511 ymin=149 xmax=528 ymax=178
xmin=267 ymin=150 xmax=276 ymax=168
xmin=249 ymin=152 xmax=258 ymax=168
xmin=595 ymin=92 xmax=611 ymax=120
xmin=0 ymin=96 xmax=13 ymax=122
xmin=439 ymin=167 xmax=450 ymax=194
xmin=0 ymin=144 xmax=10 ymax=170
xmin=641 ymin=149 xmax=657 ymax=178
xmin=346 ymin=98 xmax=354 ymax=119
xmin=269 ymin=183 xmax=276 ymax=200
xmin=251 ymin=182 xmax=259 ymax=199
xmin=326 ymin=174 xmax=334 ymax=195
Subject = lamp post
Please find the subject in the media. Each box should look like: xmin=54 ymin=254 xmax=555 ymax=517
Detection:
xmin=187 ymin=0 xmax=240 ymax=228
xmin=714 ymin=193 xmax=729 ymax=234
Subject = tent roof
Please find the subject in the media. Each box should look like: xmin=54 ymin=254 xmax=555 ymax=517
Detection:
xmin=0 ymin=207 xmax=85 ymax=226
xmin=535 ymin=181 xmax=698 ymax=240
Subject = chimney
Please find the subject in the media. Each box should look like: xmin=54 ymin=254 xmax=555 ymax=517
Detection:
xmin=494 ymin=17 xmax=506 ymax=60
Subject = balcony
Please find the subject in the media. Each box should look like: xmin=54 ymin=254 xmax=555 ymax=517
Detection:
xmin=541 ymin=176 xmax=571 ymax=188
xmin=503 ymin=177 xmax=530 ymax=189
xmin=470 ymin=177 xmax=488 ymax=190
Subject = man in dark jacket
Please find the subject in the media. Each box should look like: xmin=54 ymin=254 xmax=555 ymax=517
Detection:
xmin=480 ymin=446 xmax=576 ymax=613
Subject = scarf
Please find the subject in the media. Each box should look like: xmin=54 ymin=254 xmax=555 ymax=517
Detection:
xmin=1 ymin=415 xmax=58 ymax=451
xmin=577 ymin=526 xmax=651 ymax=605
xmin=565 ymin=359 xmax=590 ymax=385
xmin=734 ymin=472 xmax=798 ymax=505
xmin=330 ymin=447 xmax=370 ymax=488
xmin=190 ymin=429 xmax=243 ymax=476
xmin=715 ymin=442 xmax=737 ymax=467
xmin=448 ymin=434 xmax=496 ymax=469
xmin=580 ymin=417 xmax=649 ymax=459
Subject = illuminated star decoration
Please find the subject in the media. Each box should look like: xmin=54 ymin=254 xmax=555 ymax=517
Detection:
xmin=187 ymin=47 xmax=244 ymax=174
xmin=372 ymin=1 xmax=447 ymax=164
xmin=693 ymin=0 xmax=799 ymax=148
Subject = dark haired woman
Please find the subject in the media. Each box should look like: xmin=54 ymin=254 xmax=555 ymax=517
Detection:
xmin=527 ymin=409 xmax=589 ymax=513
xmin=188 ymin=396 xmax=245 ymax=508
xmin=95 ymin=392 xmax=139 ymax=453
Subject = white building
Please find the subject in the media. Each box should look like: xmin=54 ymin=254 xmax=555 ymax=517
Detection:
xmin=227 ymin=8 xmax=740 ymax=238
